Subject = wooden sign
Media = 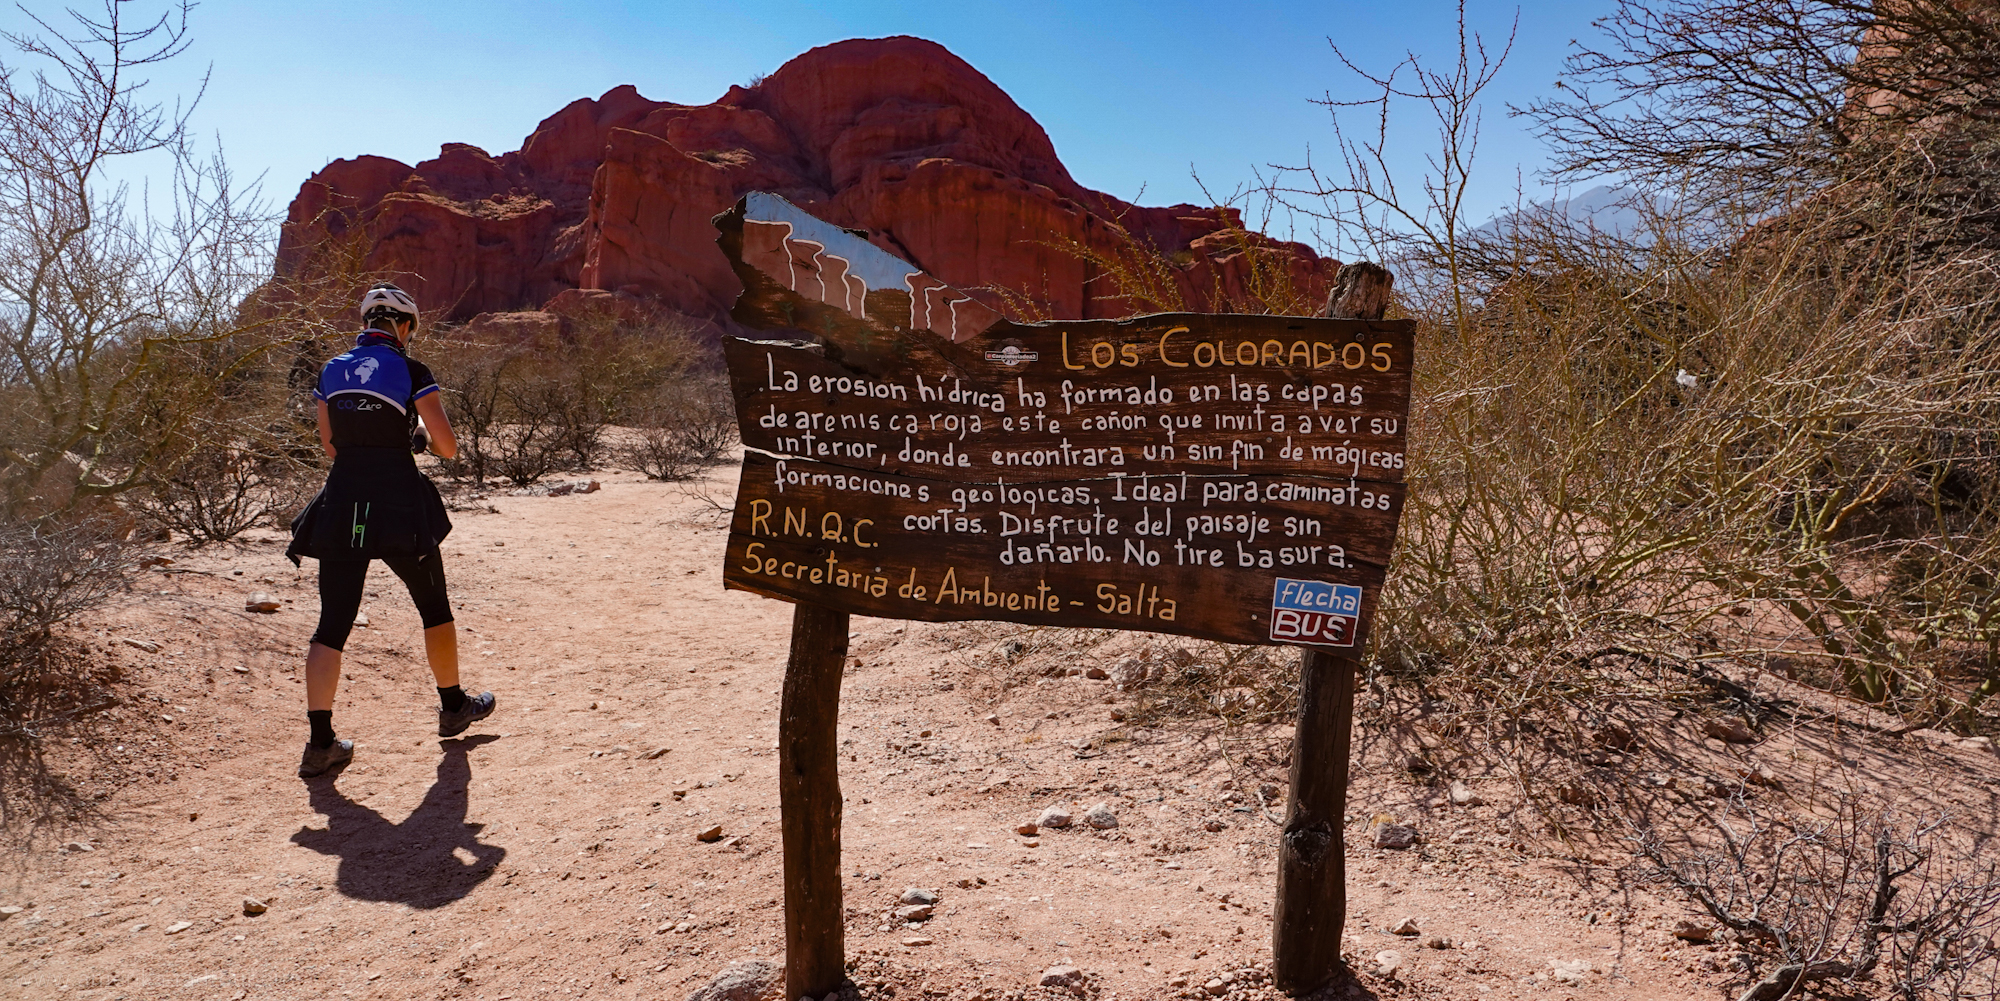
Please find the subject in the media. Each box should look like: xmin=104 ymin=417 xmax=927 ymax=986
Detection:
xmin=716 ymin=192 xmax=1414 ymax=652
xmin=710 ymin=192 xmax=1412 ymax=999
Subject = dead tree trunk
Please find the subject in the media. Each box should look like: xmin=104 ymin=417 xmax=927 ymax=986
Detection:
xmin=780 ymin=602 xmax=849 ymax=999
xmin=1324 ymin=261 xmax=1394 ymax=322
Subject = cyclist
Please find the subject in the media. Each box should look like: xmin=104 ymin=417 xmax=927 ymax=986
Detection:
xmin=288 ymin=283 xmax=496 ymax=778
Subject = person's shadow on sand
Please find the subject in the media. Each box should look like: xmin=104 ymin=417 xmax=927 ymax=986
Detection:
xmin=291 ymin=734 xmax=506 ymax=909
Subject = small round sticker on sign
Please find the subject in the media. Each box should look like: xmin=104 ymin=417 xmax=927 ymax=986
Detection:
xmin=983 ymin=343 xmax=1038 ymax=366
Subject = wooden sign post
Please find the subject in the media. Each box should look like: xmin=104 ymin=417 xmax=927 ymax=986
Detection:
xmin=1271 ymin=262 xmax=1392 ymax=994
xmin=712 ymin=194 xmax=1413 ymax=997
xmin=779 ymin=602 xmax=850 ymax=998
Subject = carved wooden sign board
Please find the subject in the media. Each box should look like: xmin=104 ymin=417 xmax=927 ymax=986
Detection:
xmin=716 ymin=192 xmax=1414 ymax=650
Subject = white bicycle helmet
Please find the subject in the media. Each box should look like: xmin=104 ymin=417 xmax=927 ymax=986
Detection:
xmin=359 ymin=282 xmax=418 ymax=329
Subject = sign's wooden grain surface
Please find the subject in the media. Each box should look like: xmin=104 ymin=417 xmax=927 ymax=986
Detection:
xmin=723 ymin=315 xmax=1413 ymax=485
xmin=714 ymin=193 xmax=1416 ymax=650
xmin=724 ymin=452 xmax=1401 ymax=646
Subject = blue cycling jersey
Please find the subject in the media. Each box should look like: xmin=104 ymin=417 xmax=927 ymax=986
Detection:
xmin=315 ymin=330 xmax=441 ymax=449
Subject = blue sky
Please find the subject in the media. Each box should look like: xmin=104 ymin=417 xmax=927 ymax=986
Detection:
xmin=4 ymin=0 xmax=1613 ymax=247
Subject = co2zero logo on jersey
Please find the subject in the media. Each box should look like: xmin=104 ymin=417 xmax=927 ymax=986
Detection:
xmin=1269 ymin=578 xmax=1361 ymax=647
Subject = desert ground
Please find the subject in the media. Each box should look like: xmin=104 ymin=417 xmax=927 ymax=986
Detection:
xmin=3 ymin=464 xmax=1995 ymax=1001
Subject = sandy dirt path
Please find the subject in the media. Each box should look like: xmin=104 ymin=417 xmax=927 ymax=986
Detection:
xmin=8 ymin=465 xmax=1971 ymax=1001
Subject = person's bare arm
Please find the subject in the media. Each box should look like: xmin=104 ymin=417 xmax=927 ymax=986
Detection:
xmin=316 ymin=399 xmax=336 ymax=460
xmin=415 ymin=393 xmax=457 ymax=459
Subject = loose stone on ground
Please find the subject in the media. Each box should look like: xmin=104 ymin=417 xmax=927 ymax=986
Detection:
xmin=1372 ymin=820 xmax=1418 ymax=849
xmin=685 ymin=959 xmax=780 ymax=1001
xmin=1039 ymin=966 xmax=1084 ymax=989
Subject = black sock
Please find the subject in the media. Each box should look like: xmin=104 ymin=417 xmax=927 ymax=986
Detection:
xmin=438 ymin=685 xmax=467 ymax=712
xmin=307 ymin=710 xmax=336 ymax=749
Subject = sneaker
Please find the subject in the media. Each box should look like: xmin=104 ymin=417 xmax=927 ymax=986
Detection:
xmin=298 ymin=738 xmax=354 ymax=778
xmin=438 ymin=691 xmax=497 ymax=738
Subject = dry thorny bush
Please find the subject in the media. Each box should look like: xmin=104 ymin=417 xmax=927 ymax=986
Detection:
xmin=958 ymin=6 xmax=2000 ymax=993
xmin=0 ymin=518 xmax=144 ymax=832
xmin=1636 ymin=796 xmax=2000 ymax=1000
xmin=426 ymin=311 xmax=733 ymax=488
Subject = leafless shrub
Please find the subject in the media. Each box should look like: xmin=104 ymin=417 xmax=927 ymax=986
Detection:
xmin=428 ymin=342 xmax=514 ymax=487
xmin=1523 ymin=0 xmax=2000 ymax=224
xmin=429 ymin=343 xmax=589 ymax=488
xmin=122 ymin=330 xmax=323 ymax=542
xmin=1236 ymin=2 xmax=2000 ymax=726
xmin=429 ymin=312 xmax=712 ymax=487
xmin=0 ymin=2 xmax=311 ymax=522
xmin=133 ymin=438 xmax=315 ymax=543
xmin=0 ymin=520 xmax=135 ymax=686
xmin=1637 ymin=798 xmax=2000 ymax=1001
xmin=621 ymin=376 xmax=736 ymax=481
xmin=492 ymin=370 xmax=584 ymax=488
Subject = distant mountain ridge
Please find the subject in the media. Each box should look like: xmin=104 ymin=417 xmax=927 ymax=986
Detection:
xmin=277 ymin=37 xmax=1336 ymax=329
xmin=1473 ymin=184 xmax=1668 ymax=242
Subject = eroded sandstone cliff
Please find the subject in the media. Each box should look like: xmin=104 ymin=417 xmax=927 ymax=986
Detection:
xmin=277 ymin=36 xmax=1333 ymax=327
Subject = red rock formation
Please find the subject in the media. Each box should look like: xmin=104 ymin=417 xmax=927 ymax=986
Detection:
xmin=278 ymin=37 xmax=1335 ymax=326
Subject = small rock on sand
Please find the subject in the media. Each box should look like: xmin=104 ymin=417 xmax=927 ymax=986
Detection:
xmin=1448 ymin=780 xmax=1482 ymax=806
xmin=901 ymin=935 xmax=933 ymax=946
xmin=685 ymin=959 xmax=780 ymax=1001
xmin=1703 ymin=718 xmax=1756 ymax=743
xmin=899 ymin=887 xmax=939 ymax=906
xmin=121 ymin=637 xmax=159 ymax=653
xmin=1038 ymin=806 xmax=1072 ymax=829
xmin=695 ymin=825 xmax=724 ymax=843
xmin=241 ymin=898 xmax=267 ymax=915
xmin=1373 ymin=822 xmax=1418 ymax=850
xmin=1741 ymin=765 xmax=1781 ymax=787
xmin=1909 ymin=728 xmax=1994 ymax=752
xmin=1551 ymin=959 xmax=1593 ymax=985
xmin=1374 ymin=951 xmax=1404 ymax=978
xmin=244 ymin=593 xmax=281 ymax=613
xmin=1556 ymin=783 xmax=1597 ymax=806
xmin=164 ymin=920 xmax=193 ymax=935
xmin=1015 ymin=822 xmax=1038 ymax=836
xmin=1083 ymin=803 xmax=1119 ymax=829
xmin=1594 ymin=722 xmax=1638 ymax=751
xmin=1389 ymin=916 xmax=1421 ymax=936
xmin=640 ymin=746 xmax=671 ymax=759
xmin=1672 ymin=919 xmax=1715 ymax=943
xmin=1039 ymin=966 xmax=1084 ymax=989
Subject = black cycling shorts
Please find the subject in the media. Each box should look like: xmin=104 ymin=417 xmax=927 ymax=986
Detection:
xmin=310 ymin=550 xmax=454 ymax=652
